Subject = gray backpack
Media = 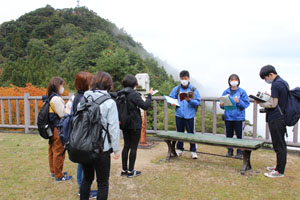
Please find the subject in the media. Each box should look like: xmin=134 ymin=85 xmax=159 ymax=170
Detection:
xmin=68 ymin=93 xmax=111 ymax=164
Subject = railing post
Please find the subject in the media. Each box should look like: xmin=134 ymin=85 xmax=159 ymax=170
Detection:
xmin=8 ymin=99 xmax=12 ymax=125
xmin=265 ymin=123 xmax=270 ymax=141
xmin=153 ymin=100 xmax=157 ymax=132
xmin=164 ymin=100 xmax=168 ymax=131
xmin=1 ymin=99 xmax=4 ymax=124
xmin=35 ymin=99 xmax=38 ymax=125
xmin=16 ymin=99 xmax=20 ymax=125
xmin=201 ymin=100 xmax=205 ymax=133
xmin=213 ymin=100 xmax=217 ymax=134
xmin=293 ymin=122 xmax=298 ymax=143
xmin=252 ymin=102 xmax=258 ymax=138
xmin=24 ymin=93 xmax=30 ymax=133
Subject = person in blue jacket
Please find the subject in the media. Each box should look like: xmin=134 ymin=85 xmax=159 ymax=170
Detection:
xmin=169 ymin=70 xmax=201 ymax=159
xmin=220 ymin=74 xmax=250 ymax=159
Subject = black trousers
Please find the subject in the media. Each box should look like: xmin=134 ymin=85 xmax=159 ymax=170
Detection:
xmin=80 ymin=152 xmax=111 ymax=200
xmin=122 ymin=129 xmax=141 ymax=171
xmin=225 ymin=120 xmax=243 ymax=154
xmin=268 ymin=119 xmax=287 ymax=174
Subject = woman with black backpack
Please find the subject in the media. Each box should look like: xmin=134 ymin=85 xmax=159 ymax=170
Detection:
xmin=119 ymin=74 xmax=153 ymax=178
xmin=72 ymin=72 xmax=98 ymax=199
xmin=47 ymin=77 xmax=73 ymax=182
xmin=79 ymin=71 xmax=120 ymax=200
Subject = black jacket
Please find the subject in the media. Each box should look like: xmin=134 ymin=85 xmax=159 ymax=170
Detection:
xmin=72 ymin=91 xmax=84 ymax=114
xmin=118 ymin=87 xmax=152 ymax=130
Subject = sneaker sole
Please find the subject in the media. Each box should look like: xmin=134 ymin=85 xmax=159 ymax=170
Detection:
xmin=263 ymin=173 xmax=284 ymax=178
xmin=127 ymin=174 xmax=141 ymax=178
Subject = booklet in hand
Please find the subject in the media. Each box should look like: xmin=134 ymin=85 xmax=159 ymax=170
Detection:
xmin=179 ymin=92 xmax=194 ymax=101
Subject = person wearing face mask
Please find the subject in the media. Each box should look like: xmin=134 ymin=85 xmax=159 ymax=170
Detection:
xmin=47 ymin=77 xmax=73 ymax=182
xmin=220 ymin=74 xmax=250 ymax=159
xmin=258 ymin=65 xmax=288 ymax=178
xmin=169 ymin=70 xmax=201 ymax=159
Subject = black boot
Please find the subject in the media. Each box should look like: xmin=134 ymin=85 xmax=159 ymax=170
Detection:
xmin=235 ymin=150 xmax=243 ymax=159
xmin=226 ymin=149 xmax=233 ymax=157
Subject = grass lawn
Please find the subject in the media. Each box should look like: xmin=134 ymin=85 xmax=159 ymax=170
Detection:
xmin=0 ymin=132 xmax=300 ymax=200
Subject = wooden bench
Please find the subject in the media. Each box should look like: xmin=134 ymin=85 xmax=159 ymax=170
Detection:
xmin=156 ymin=131 xmax=265 ymax=175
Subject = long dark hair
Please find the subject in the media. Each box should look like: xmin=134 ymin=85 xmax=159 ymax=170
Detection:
xmin=47 ymin=77 xmax=65 ymax=96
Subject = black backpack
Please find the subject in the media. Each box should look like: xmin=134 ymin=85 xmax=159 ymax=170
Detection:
xmin=175 ymin=85 xmax=199 ymax=111
xmin=115 ymin=92 xmax=131 ymax=130
xmin=68 ymin=93 xmax=111 ymax=164
xmin=37 ymin=95 xmax=54 ymax=139
xmin=277 ymin=80 xmax=300 ymax=126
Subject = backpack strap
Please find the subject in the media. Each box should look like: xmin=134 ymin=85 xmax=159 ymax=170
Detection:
xmin=175 ymin=85 xmax=181 ymax=99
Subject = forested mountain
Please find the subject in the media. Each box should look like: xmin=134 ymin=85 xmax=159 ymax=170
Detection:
xmin=0 ymin=5 xmax=176 ymax=93
xmin=0 ymin=5 xmax=229 ymax=133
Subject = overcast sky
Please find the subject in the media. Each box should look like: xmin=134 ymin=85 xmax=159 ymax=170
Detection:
xmin=1 ymin=0 xmax=300 ymax=136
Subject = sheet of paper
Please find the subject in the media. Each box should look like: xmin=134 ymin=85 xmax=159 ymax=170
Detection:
xmin=219 ymin=94 xmax=233 ymax=106
xmin=164 ymin=95 xmax=180 ymax=107
xmin=152 ymin=90 xmax=159 ymax=95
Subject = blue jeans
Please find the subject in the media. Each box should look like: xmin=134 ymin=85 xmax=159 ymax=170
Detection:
xmin=77 ymin=164 xmax=84 ymax=193
xmin=225 ymin=120 xmax=243 ymax=154
xmin=176 ymin=116 xmax=196 ymax=152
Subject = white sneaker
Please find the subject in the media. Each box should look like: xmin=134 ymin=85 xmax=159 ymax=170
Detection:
xmin=264 ymin=170 xmax=284 ymax=178
xmin=176 ymin=149 xmax=184 ymax=156
xmin=266 ymin=166 xmax=276 ymax=172
xmin=191 ymin=152 xmax=198 ymax=159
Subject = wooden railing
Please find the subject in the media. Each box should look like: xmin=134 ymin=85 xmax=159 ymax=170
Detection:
xmin=0 ymin=94 xmax=299 ymax=147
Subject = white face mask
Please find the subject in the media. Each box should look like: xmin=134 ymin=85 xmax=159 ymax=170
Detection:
xmin=230 ymin=81 xmax=239 ymax=87
xmin=59 ymin=87 xmax=64 ymax=94
xmin=181 ymin=80 xmax=189 ymax=86
xmin=265 ymin=79 xmax=273 ymax=84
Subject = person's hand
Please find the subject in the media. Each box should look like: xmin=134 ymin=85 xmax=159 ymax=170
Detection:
xmin=170 ymin=103 xmax=176 ymax=107
xmin=148 ymin=88 xmax=154 ymax=95
xmin=184 ymin=96 xmax=190 ymax=102
xmin=113 ymin=152 xmax=120 ymax=160
xmin=234 ymin=97 xmax=239 ymax=103
xmin=220 ymin=102 xmax=225 ymax=107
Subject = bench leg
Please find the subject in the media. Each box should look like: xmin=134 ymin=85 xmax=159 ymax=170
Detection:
xmin=241 ymin=150 xmax=252 ymax=175
xmin=165 ymin=140 xmax=177 ymax=161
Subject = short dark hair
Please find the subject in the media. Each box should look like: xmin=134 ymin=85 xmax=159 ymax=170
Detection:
xmin=90 ymin=71 xmax=113 ymax=91
xmin=47 ymin=76 xmax=65 ymax=96
xmin=259 ymin=65 xmax=277 ymax=79
xmin=122 ymin=74 xmax=138 ymax=88
xmin=228 ymin=74 xmax=240 ymax=87
xmin=180 ymin=70 xmax=190 ymax=78
xmin=74 ymin=71 xmax=93 ymax=92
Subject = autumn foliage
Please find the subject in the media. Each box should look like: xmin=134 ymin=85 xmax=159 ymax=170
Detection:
xmin=0 ymin=83 xmax=68 ymax=127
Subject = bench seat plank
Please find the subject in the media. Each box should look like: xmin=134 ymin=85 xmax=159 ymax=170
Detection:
xmin=157 ymin=131 xmax=264 ymax=150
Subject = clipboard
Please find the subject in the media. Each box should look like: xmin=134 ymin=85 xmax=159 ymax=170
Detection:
xmin=249 ymin=95 xmax=267 ymax=102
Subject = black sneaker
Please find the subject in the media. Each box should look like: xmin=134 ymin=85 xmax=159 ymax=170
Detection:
xmin=235 ymin=153 xmax=243 ymax=159
xmin=127 ymin=170 xmax=141 ymax=178
xmin=226 ymin=149 xmax=233 ymax=157
xmin=121 ymin=170 xmax=128 ymax=177
xmin=56 ymin=175 xmax=73 ymax=182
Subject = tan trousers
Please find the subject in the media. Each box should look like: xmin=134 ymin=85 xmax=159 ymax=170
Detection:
xmin=48 ymin=128 xmax=65 ymax=178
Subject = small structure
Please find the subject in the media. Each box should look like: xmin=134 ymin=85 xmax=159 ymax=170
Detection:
xmin=135 ymin=73 xmax=154 ymax=148
xmin=135 ymin=73 xmax=150 ymax=93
